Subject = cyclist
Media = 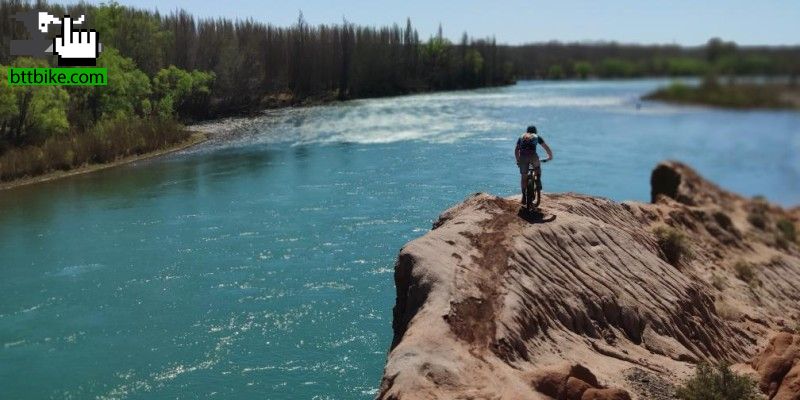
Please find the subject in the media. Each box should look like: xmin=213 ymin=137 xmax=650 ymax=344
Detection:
xmin=515 ymin=125 xmax=553 ymax=204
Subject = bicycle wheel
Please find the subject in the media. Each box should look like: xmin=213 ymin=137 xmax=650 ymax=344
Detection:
xmin=526 ymin=176 xmax=535 ymax=210
xmin=531 ymin=175 xmax=540 ymax=208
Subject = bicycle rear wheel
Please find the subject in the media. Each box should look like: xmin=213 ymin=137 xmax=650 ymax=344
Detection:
xmin=526 ymin=176 xmax=536 ymax=210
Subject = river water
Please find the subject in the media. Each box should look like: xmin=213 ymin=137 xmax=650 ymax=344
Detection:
xmin=1 ymin=80 xmax=799 ymax=399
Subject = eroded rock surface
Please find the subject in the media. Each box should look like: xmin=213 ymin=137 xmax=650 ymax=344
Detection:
xmin=378 ymin=161 xmax=800 ymax=400
xmin=753 ymin=333 xmax=800 ymax=400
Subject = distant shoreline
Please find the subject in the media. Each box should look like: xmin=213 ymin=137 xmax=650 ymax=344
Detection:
xmin=0 ymin=83 xmax=509 ymax=192
xmin=4 ymin=78 xmax=797 ymax=192
xmin=644 ymin=81 xmax=800 ymax=110
xmin=0 ymin=132 xmax=207 ymax=191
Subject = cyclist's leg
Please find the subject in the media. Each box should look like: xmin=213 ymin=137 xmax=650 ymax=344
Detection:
xmin=532 ymin=157 xmax=542 ymax=191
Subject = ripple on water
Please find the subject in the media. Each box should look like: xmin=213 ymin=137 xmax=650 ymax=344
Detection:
xmin=3 ymin=339 xmax=26 ymax=349
xmin=368 ymin=266 xmax=393 ymax=275
xmin=7 ymin=80 xmax=798 ymax=400
xmin=303 ymin=282 xmax=354 ymax=291
xmin=50 ymin=263 xmax=104 ymax=277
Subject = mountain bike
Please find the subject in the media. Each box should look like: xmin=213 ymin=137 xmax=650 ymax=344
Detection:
xmin=524 ymin=158 xmax=549 ymax=211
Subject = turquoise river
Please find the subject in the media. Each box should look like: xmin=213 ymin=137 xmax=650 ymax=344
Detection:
xmin=1 ymin=80 xmax=799 ymax=399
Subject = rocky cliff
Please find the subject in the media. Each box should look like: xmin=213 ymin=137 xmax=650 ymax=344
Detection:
xmin=378 ymin=161 xmax=800 ymax=400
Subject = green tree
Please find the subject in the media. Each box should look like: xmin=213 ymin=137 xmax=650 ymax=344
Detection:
xmin=666 ymin=58 xmax=709 ymax=76
xmin=0 ymin=70 xmax=19 ymax=132
xmin=573 ymin=61 xmax=592 ymax=79
xmin=422 ymin=35 xmax=453 ymax=89
xmin=717 ymin=55 xmax=775 ymax=76
xmin=599 ymin=58 xmax=637 ymax=78
xmin=152 ymin=66 xmax=214 ymax=117
xmin=93 ymin=47 xmax=152 ymax=120
xmin=0 ymin=58 xmax=69 ymax=145
xmin=547 ymin=64 xmax=565 ymax=79
xmin=706 ymin=38 xmax=737 ymax=64
xmin=90 ymin=2 xmax=172 ymax=75
xmin=676 ymin=362 xmax=760 ymax=400
xmin=463 ymin=49 xmax=484 ymax=84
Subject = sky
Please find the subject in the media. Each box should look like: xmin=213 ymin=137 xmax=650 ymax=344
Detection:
xmin=83 ymin=0 xmax=800 ymax=46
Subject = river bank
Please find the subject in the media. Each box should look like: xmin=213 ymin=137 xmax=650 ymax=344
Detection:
xmin=0 ymin=81 xmax=517 ymax=191
xmin=0 ymin=132 xmax=207 ymax=191
xmin=2 ymin=80 xmax=798 ymax=399
xmin=644 ymin=81 xmax=800 ymax=110
xmin=2 ymin=77 xmax=797 ymax=193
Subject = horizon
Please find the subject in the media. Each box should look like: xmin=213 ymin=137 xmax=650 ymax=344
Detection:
xmin=74 ymin=0 xmax=800 ymax=47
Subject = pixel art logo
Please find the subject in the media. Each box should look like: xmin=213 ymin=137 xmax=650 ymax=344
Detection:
xmin=10 ymin=11 xmax=103 ymax=66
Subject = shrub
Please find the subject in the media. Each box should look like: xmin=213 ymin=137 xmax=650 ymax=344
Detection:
xmin=650 ymin=81 xmax=794 ymax=109
xmin=769 ymin=255 xmax=784 ymax=265
xmin=747 ymin=212 xmax=767 ymax=230
xmin=714 ymin=300 xmax=742 ymax=321
xmin=712 ymin=211 xmax=734 ymax=231
xmin=775 ymin=234 xmax=789 ymax=250
xmin=653 ymin=226 xmax=691 ymax=265
xmin=675 ymin=362 xmax=760 ymax=400
xmin=747 ymin=199 xmax=769 ymax=230
xmin=573 ymin=61 xmax=592 ymax=79
xmin=776 ymin=218 xmax=797 ymax=243
xmin=0 ymin=117 xmax=188 ymax=182
xmin=547 ymin=64 xmax=565 ymax=80
xmin=733 ymin=261 xmax=756 ymax=283
xmin=711 ymin=275 xmax=727 ymax=290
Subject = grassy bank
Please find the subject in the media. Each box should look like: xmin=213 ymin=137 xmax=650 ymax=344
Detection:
xmin=0 ymin=131 xmax=206 ymax=191
xmin=0 ymin=117 xmax=194 ymax=184
xmin=645 ymin=80 xmax=800 ymax=110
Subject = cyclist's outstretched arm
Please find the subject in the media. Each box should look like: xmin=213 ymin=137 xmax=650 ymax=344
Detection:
xmin=542 ymin=142 xmax=554 ymax=161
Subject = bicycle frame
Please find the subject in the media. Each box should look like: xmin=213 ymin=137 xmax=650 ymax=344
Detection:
xmin=525 ymin=162 xmax=541 ymax=210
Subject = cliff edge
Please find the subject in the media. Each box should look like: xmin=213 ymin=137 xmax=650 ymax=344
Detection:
xmin=378 ymin=161 xmax=800 ymax=400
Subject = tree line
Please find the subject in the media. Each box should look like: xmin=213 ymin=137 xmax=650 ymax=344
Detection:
xmin=505 ymin=39 xmax=800 ymax=80
xmin=1 ymin=1 xmax=799 ymax=182
xmin=0 ymin=1 xmax=513 ymax=181
xmin=2 ymin=1 xmax=514 ymax=120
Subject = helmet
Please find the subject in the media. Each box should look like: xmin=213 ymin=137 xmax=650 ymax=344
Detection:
xmin=526 ymin=125 xmax=537 ymax=134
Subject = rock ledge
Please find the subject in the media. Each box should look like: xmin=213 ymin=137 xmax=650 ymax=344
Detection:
xmin=378 ymin=161 xmax=800 ymax=400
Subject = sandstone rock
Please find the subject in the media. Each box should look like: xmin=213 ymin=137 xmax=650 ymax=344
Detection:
xmin=378 ymin=162 xmax=800 ymax=399
xmin=753 ymin=333 xmax=800 ymax=400
xmin=531 ymin=363 xmax=631 ymax=400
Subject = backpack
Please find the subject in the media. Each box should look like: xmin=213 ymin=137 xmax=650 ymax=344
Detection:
xmin=518 ymin=134 xmax=539 ymax=157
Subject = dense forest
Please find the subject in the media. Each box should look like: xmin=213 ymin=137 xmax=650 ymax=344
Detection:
xmin=1 ymin=1 xmax=799 ymax=183
xmin=506 ymin=40 xmax=800 ymax=80
xmin=1 ymin=2 xmax=513 ymax=118
xmin=0 ymin=1 xmax=512 ymax=181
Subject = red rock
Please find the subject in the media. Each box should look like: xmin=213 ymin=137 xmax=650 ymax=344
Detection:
xmin=378 ymin=162 xmax=800 ymax=399
xmin=753 ymin=333 xmax=800 ymax=400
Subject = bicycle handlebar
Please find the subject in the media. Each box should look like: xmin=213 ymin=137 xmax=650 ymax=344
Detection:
xmin=524 ymin=159 xmax=551 ymax=169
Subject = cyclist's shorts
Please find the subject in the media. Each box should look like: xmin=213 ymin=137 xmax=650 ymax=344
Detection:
xmin=517 ymin=155 xmax=540 ymax=175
